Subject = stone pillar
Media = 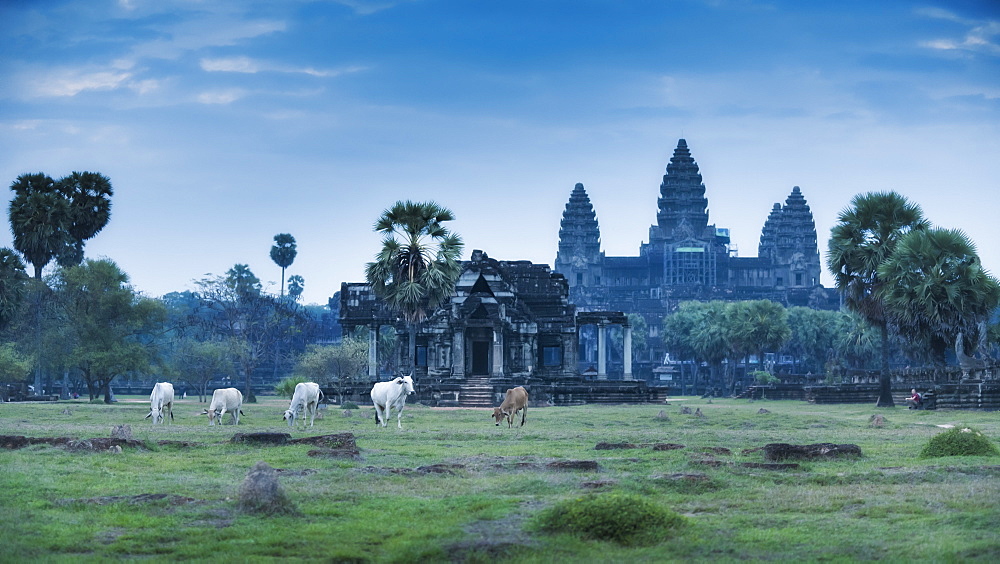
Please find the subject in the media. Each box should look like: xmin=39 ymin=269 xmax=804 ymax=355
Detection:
xmin=368 ymin=324 xmax=378 ymax=379
xmin=452 ymin=329 xmax=464 ymax=378
xmin=597 ymin=323 xmax=607 ymax=379
xmin=492 ymin=329 xmax=504 ymax=376
xmin=623 ymin=325 xmax=633 ymax=380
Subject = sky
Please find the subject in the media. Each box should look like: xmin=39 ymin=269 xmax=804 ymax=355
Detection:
xmin=1 ymin=0 xmax=998 ymax=306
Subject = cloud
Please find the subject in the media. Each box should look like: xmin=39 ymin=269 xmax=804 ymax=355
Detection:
xmin=196 ymin=89 xmax=246 ymax=104
xmin=332 ymin=0 xmax=411 ymax=16
xmin=32 ymin=69 xmax=133 ymax=97
xmin=200 ymin=56 xmax=367 ymax=77
xmin=917 ymin=8 xmax=1000 ymax=56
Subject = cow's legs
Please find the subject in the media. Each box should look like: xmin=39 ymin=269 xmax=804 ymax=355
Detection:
xmin=396 ymin=404 xmax=404 ymax=429
xmin=520 ymin=405 xmax=526 ymax=427
xmin=374 ymin=403 xmax=386 ymax=427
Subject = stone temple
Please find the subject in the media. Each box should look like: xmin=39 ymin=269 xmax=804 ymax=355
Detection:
xmin=554 ymin=139 xmax=837 ymax=369
xmin=340 ymin=138 xmax=836 ymax=402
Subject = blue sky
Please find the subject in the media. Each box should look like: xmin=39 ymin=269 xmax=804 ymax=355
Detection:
xmin=2 ymin=0 xmax=998 ymax=305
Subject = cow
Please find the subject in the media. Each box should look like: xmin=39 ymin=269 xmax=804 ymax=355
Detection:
xmin=144 ymin=382 xmax=175 ymax=424
xmin=202 ymin=387 xmax=243 ymax=426
xmin=492 ymin=386 xmax=528 ymax=428
xmin=370 ymin=374 xmax=415 ymax=429
xmin=283 ymin=382 xmax=323 ymax=428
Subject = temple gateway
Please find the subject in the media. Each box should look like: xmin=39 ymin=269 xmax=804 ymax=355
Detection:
xmin=340 ymin=139 xmax=837 ymax=404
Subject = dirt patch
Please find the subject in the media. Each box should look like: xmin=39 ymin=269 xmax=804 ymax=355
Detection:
xmin=447 ymin=502 xmax=541 ymax=563
xmin=359 ymin=463 xmax=467 ymax=476
xmin=0 ymin=435 xmax=145 ymax=451
xmin=230 ymin=432 xmax=291 ymax=445
xmin=763 ymin=443 xmax=862 ymax=461
xmin=56 ymin=493 xmax=199 ymax=507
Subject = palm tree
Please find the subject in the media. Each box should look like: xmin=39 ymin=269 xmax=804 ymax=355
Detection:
xmin=56 ymin=171 xmax=113 ymax=267
xmin=365 ymin=200 xmax=464 ymax=373
xmin=878 ymin=227 xmax=1000 ymax=365
xmin=8 ymin=173 xmax=70 ymax=279
xmin=827 ymin=191 xmax=928 ymax=407
xmin=270 ymin=233 xmax=297 ymax=297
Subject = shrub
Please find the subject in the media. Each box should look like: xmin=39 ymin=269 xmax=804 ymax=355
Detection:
xmin=919 ymin=426 xmax=999 ymax=458
xmin=751 ymin=370 xmax=779 ymax=385
xmin=532 ymin=493 xmax=684 ymax=546
xmin=274 ymin=376 xmax=308 ymax=399
xmin=340 ymin=401 xmax=359 ymax=410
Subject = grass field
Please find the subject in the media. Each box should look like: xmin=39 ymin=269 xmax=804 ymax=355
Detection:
xmin=1 ymin=395 xmax=998 ymax=562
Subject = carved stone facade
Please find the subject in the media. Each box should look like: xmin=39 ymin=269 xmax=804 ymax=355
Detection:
xmin=340 ymin=250 xmax=579 ymax=382
xmin=554 ymin=139 xmax=838 ymax=373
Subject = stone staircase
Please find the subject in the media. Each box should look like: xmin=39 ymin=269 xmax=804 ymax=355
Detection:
xmin=459 ymin=376 xmax=495 ymax=407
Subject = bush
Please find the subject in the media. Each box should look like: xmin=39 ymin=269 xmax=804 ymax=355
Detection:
xmin=920 ymin=426 xmax=999 ymax=458
xmin=274 ymin=376 xmax=309 ymax=399
xmin=532 ymin=493 xmax=684 ymax=546
xmin=751 ymin=370 xmax=779 ymax=385
xmin=340 ymin=401 xmax=359 ymax=410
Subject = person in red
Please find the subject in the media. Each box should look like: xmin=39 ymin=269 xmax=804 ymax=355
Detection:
xmin=906 ymin=389 xmax=922 ymax=409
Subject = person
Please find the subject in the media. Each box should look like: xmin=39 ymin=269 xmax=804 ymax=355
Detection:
xmin=906 ymin=389 xmax=922 ymax=409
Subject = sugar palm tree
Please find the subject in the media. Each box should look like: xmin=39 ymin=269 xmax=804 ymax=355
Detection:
xmin=878 ymin=227 xmax=1000 ymax=365
xmin=827 ymin=191 xmax=928 ymax=407
xmin=56 ymin=171 xmax=113 ymax=267
xmin=365 ymin=201 xmax=464 ymax=373
xmin=270 ymin=233 xmax=297 ymax=297
xmin=8 ymin=173 xmax=69 ymax=279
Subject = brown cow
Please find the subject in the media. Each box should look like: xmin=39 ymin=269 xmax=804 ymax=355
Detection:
xmin=492 ymin=386 xmax=528 ymax=428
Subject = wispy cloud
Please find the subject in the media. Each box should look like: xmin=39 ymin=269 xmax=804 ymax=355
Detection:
xmin=32 ymin=69 xmax=133 ymax=97
xmin=200 ymin=56 xmax=367 ymax=77
xmin=196 ymin=89 xmax=247 ymax=105
xmin=332 ymin=0 xmax=411 ymax=16
xmin=917 ymin=8 xmax=1000 ymax=56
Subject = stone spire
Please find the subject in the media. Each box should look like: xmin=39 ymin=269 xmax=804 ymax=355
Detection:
xmin=759 ymin=186 xmax=822 ymax=287
xmin=555 ymin=183 xmax=601 ymax=270
xmin=656 ymin=139 xmax=709 ymax=240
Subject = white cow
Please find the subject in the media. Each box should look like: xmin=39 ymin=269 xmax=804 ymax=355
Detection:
xmin=371 ymin=374 xmax=415 ymax=429
xmin=203 ymin=387 xmax=243 ymax=426
xmin=283 ymin=382 xmax=323 ymax=428
xmin=145 ymin=382 xmax=175 ymax=424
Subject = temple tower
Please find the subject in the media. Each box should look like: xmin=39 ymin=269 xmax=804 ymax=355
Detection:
xmin=555 ymin=183 xmax=603 ymax=294
xmin=758 ymin=186 xmax=822 ymax=289
xmin=655 ymin=139 xmax=710 ymax=241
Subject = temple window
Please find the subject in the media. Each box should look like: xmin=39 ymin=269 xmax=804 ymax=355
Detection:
xmin=542 ymin=346 xmax=562 ymax=367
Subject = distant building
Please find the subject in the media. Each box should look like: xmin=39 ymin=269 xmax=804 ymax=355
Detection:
xmin=554 ymin=139 xmax=838 ymax=374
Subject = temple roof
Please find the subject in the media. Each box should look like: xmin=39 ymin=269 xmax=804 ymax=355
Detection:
xmin=556 ymin=182 xmax=601 ymax=266
xmin=656 ymin=139 xmax=709 ymax=240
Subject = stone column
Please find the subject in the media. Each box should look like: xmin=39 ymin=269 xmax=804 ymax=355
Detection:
xmin=492 ymin=328 xmax=504 ymax=376
xmin=597 ymin=322 xmax=607 ymax=379
xmin=368 ymin=324 xmax=378 ymax=379
xmin=452 ymin=329 xmax=464 ymax=378
xmin=623 ymin=325 xmax=633 ymax=380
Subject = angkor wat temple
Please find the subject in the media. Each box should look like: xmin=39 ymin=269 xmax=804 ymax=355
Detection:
xmin=554 ymin=139 xmax=838 ymax=369
xmin=340 ymin=138 xmax=837 ymax=403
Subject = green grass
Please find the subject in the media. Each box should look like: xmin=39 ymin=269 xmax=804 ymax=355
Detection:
xmin=1 ymin=395 xmax=999 ymax=562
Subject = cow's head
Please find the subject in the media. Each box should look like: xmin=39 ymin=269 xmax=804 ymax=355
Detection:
xmin=146 ymin=407 xmax=163 ymax=424
xmin=400 ymin=374 xmax=415 ymax=395
xmin=492 ymin=407 xmax=508 ymax=426
xmin=282 ymin=409 xmax=296 ymax=427
xmin=201 ymin=408 xmax=218 ymax=426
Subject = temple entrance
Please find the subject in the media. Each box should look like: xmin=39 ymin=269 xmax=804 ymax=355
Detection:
xmin=472 ymin=341 xmax=491 ymax=375
xmin=467 ymin=327 xmax=493 ymax=376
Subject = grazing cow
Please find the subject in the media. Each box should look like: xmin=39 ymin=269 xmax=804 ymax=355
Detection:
xmin=370 ymin=374 xmax=415 ymax=429
xmin=145 ymin=382 xmax=175 ymax=424
xmin=203 ymin=387 xmax=244 ymax=426
xmin=283 ymin=382 xmax=323 ymax=428
xmin=492 ymin=386 xmax=528 ymax=428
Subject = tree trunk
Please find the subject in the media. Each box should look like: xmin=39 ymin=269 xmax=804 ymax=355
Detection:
xmin=103 ymin=379 xmax=113 ymax=404
xmin=408 ymin=323 xmax=417 ymax=375
xmin=875 ymin=324 xmax=895 ymax=407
